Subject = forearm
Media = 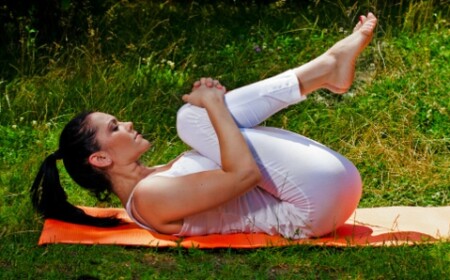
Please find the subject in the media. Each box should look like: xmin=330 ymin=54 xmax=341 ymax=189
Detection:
xmin=202 ymin=96 xmax=259 ymax=176
xmin=181 ymin=78 xmax=262 ymax=187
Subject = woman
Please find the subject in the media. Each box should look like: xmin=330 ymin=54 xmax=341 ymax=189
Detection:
xmin=32 ymin=13 xmax=377 ymax=238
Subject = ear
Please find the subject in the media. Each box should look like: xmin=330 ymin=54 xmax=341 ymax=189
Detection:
xmin=88 ymin=151 xmax=112 ymax=168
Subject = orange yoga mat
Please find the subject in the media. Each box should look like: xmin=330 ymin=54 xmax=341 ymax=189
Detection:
xmin=38 ymin=206 xmax=450 ymax=248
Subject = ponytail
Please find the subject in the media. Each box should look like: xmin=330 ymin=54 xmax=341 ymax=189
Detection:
xmin=31 ymin=113 xmax=122 ymax=227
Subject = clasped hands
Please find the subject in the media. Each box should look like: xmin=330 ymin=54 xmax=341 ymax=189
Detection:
xmin=182 ymin=77 xmax=227 ymax=108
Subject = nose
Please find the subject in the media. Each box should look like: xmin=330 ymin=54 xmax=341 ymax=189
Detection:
xmin=124 ymin=121 xmax=133 ymax=131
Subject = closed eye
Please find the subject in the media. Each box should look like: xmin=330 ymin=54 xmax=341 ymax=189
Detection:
xmin=108 ymin=119 xmax=119 ymax=132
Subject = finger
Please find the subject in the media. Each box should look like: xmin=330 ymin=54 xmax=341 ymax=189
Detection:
xmin=200 ymin=77 xmax=207 ymax=85
xmin=212 ymin=79 xmax=221 ymax=88
xmin=214 ymin=79 xmax=227 ymax=90
xmin=205 ymin=77 xmax=214 ymax=87
xmin=192 ymin=80 xmax=201 ymax=89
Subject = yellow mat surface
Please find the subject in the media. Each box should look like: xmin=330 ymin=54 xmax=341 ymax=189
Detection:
xmin=38 ymin=206 xmax=450 ymax=248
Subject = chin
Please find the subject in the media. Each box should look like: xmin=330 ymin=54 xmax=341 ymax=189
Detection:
xmin=142 ymin=141 xmax=152 ymax=152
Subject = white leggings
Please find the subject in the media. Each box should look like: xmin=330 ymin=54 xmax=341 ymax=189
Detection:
xmin=176 ymin=70 xmax=362 ymax=236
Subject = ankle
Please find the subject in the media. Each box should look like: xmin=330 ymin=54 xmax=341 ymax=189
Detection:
xmin=295 ymin=54 xmax=335 ymax=95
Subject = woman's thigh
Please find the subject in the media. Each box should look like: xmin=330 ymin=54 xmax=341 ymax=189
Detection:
xmin=242 ymin=127 xmax=362 ymax=236
xmin=179 ymin=115 xmax=361 ymax=216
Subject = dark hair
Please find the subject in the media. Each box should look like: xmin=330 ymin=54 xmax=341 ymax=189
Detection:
xmin=31 ymin=112 xmax=121 ymax=227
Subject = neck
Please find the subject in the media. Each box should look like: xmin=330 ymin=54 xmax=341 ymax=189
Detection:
xmin=108 ymin=162 xmax=154 ymax=206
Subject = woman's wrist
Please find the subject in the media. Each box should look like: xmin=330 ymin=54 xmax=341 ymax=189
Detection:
xmin=202 ymin=93 xmax=225 ymax=108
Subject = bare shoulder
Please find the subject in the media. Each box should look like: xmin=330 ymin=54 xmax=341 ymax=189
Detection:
xmin=133 ymin=176 xmax=170 ymax=204
xmin=132 ymin=176 xmax=184 ymax=234
xmin=130 ymin=166 xmax=259 ymax=234
xmin=132 ymin=175 xmax=175 ymax=218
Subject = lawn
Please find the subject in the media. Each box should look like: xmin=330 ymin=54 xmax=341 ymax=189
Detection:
xmin=1 ymin=0 xmax=449 ymax=279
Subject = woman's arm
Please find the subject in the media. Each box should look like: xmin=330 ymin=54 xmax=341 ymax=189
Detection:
xmin=131 ymin=78 xmax=262 ymax=234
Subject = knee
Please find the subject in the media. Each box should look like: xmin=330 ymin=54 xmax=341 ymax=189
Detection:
xmin=176 ymin=104 xmax=214 ymax=148
xmin=176 ymin=104 xmax=198 ymax=143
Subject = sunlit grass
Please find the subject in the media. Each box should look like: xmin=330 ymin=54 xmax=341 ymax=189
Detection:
xmin=0 ymin=0 xmax=449 ymax=279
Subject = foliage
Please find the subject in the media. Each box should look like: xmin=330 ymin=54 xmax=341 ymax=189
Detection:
xmin=0 ymin=0 xmax=449 ymax=278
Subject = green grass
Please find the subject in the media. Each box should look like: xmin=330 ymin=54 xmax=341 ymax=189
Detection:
xmin=1 ymin=0 xmax=449 ymax=279
xmin=2 ymin=234 xmax=449 ymax=279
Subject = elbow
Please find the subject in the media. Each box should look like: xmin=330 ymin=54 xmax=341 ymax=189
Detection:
xmin=253 ymin=167 xmax=263 ymax=185
xmin=243 ymin=164 xmax=262 ymax=186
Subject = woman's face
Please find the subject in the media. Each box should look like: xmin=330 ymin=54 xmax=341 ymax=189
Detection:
xmin=88 ymin=112 xmax=151 ymax=165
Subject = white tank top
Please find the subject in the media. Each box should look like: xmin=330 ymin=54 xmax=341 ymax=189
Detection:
xmin=125 ymin=151 xmax=309 ymax=238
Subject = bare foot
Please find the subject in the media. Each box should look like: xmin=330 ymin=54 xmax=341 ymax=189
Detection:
xmin=295 ymin=13 xmax=377 ymax=95
xmin=325 ymin=12 xmax=377 ymax=93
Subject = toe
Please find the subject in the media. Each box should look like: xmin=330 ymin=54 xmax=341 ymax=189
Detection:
xmin=353 ymin=21 xmax=362 ymax=32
